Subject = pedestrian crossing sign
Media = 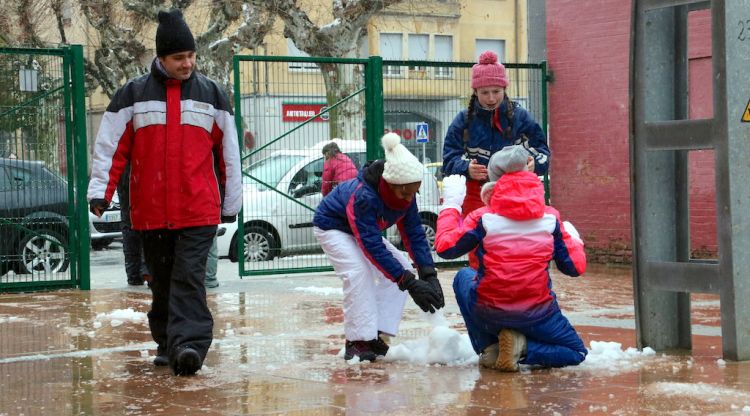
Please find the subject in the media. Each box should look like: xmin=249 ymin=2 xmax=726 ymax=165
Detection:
xmin=416 ymin=122 xmax=429 ymax=143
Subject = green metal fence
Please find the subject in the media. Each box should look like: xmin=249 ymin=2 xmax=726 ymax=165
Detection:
xmin=232 ymin=55 xmax=548 ymax=277
xmin=381 ymin=60 xmax=550 ymax=201
xmin=0 ymin=46 xmax=90 ymax=292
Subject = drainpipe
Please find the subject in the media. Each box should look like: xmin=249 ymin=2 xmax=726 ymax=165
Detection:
xmin=515 ymin=0 xmax=520 ymax=63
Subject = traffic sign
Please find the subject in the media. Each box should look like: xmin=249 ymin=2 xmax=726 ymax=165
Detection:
xmin=416 ymin=122 xmax=429 ymax=143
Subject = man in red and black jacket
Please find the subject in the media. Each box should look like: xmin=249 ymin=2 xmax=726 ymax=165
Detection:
xmin=87 ymin=9 xmax=241 ymax=376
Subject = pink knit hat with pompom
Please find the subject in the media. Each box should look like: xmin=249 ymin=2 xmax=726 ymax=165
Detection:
xmin=471 ymin=51 xmax=508 ymax=89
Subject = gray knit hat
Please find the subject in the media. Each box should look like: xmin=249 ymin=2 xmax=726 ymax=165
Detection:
xmin=487 ymin=145 xmax=529 ymax=181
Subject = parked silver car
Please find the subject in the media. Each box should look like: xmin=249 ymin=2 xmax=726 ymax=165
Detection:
xmin=217 ymin=140 xmax=440 ymax=262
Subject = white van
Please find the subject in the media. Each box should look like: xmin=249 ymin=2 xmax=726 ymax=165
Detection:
xmin=217 ymin=139 xmax=440 ymax=262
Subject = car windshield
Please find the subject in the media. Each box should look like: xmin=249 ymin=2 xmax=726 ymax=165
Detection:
xmin=244 ymin=154 xmax=305 ymax=190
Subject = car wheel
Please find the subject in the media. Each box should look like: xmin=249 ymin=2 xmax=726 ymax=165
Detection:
xmin=242 ymin=226 xmax=278 ymax=262
xmin=18 ymin=228 xmax=69 ymax=274
xmin=91 ymin=238 xmax=113 ymax=251
xmin=421 ymin=216 xmax=437 ymax=251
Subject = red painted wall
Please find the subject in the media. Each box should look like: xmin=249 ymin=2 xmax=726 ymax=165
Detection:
xmin=687 ymin=10 xmax=717 ymax=257
xmin=546 ymin=3 xmax=716 ymax=262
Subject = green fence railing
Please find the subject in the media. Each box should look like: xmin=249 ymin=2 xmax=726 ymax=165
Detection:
xmin=0 ymin=45 xmax=90 ymax=292
xmin=231 ymin=55 xmax=548 ymax=277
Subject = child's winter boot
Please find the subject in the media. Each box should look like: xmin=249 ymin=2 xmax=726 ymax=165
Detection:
xmin=478 ymin=343 xmax=499 ymax=368
xmin=344 ymin=340 xmax=378 ymax=362
xmin=496 ymin=329 xmax=526 ymax=372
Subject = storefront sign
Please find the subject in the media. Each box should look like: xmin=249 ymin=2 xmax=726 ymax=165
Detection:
xmin=282 ymin=103 xmax=329 ymax=122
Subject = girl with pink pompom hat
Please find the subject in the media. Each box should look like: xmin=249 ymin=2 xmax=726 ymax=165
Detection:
xmin=442 ymin=50 xmax=550 ymax=217
xmin=441 ymin=51 xmax=551 ymax=268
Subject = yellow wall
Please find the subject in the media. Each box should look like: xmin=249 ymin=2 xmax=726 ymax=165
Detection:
xmin=29 ymin=0 xmax=527 ymax=109
xmin=239 ymin=0 xmax=528 ymax=99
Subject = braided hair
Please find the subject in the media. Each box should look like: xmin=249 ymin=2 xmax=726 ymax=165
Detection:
xmin=501 ymin=93 xmax=515 ymax=139
xmin=467 ymin=93 xmax=478 ymax=126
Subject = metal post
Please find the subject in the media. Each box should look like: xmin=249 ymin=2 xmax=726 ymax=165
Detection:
xmin=713 ymin=0 xmax=750 ymax=360
xmin=632 ymin=2 xmax=692 ymax=351
xmin=70 ymin=45 xmax=90 ymax=290
xmin=365 ymin=56 xmax=384 ymax=161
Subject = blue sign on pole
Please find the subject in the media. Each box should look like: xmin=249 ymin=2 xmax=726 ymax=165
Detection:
xmin=416 ymin=122 xmax=429 ymax=143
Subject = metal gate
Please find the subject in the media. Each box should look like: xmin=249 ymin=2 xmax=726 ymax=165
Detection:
xmin=0 ymin=46 xmax=90 ymax=292
xmin=231 ymin=55 xmax=548 ymax=277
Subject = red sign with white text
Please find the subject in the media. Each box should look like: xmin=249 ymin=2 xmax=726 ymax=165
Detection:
xmin=282 ymin=103 xmax=329 ymax=122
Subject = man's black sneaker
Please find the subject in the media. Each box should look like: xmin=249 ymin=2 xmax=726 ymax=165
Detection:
xmin=370 ymin=333 xmax=390 ymax=357
xmin=127 ymin=279 xmax=144 ymax=286
xmin=153 ymin=346 xmax=168 ymax=366
xmin=344 ymin=340 xmax=378 ymax=362
xmin=172 ymin=347 xmax=202 ymax=376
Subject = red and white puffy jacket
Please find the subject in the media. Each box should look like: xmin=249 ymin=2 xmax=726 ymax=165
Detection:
xmin=435 ymin=170 xmax=586 ymax=322
xmin=87 ymin=59 xmax=241 ymax=230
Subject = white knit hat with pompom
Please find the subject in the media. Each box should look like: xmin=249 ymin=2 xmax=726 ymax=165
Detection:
xmin=381 ymin=132 xmax=424 ymax=185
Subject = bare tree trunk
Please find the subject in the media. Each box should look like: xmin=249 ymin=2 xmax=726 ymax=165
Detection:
xmin=266 ymin=0 xmax=404 ymax=141
xmin=320 ymin=62 xmax=365 ymax=141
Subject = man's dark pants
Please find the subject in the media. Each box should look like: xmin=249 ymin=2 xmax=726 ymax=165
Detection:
xmin=122 ymin=225 xmax=148 ymax=284
xmin=141 ymin=225 xmax=217 ymax=362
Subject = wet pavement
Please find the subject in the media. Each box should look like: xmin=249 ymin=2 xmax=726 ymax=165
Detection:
xmin=1 ymin=259 xmax=748 ymax=416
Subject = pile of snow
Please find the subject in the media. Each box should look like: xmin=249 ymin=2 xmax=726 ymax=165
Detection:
xmin=375 ymin=312 xmax=476 ymax=366
xmin=94 ymin=308 xmax=147 ymax=328
xmin=384 ymin=326 xmax=477 ymax=366
xmin=568 ymin=340 xmax=657 ymax=373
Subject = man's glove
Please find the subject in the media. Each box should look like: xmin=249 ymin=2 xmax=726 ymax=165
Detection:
xmin=221 ymin=215 xmax=237 ymax=224
xmin=397 ymin=270 xmax=441 ymax=313
xmin=418 ymin=266 xmax=444 ymax=309
xmin=440 ymin=174 xmax=466 ymax=213
xmin=89 ymin=198 xmax=109 ymax=217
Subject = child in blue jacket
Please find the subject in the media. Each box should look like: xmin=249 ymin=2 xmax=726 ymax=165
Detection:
xmin=442 ymin=51 xmax=550 ymax=216
xmin=437 ymin=146 xmax=587 ymax=372
xmin=313 ymin=133 xmax=444 ymax=362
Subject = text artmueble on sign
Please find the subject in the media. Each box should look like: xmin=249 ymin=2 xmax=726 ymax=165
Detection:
xmin=282 ymin=103 xmax=329 ymax=122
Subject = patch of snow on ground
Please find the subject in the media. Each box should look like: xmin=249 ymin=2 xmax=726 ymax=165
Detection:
xmin=645 ymin=382 xmax=750 ymax=407
xmin=292 ymin=286 xmax=342 ymax=296
xmin=0 ymin=316 xmax=27 ymax=324
xmin=565 ymin=340 xmax=657 ymax=374
xmin=94 ymin=308 xmax=147 ymax=327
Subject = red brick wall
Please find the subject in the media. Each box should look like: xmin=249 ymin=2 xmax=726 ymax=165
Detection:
xmin=546 ymin=0 xmax=634 ymax=263
xmin=546 ymin=3 xmax=716 ymax=262
xmin=687 ymin=10 xmax=717 ymax=257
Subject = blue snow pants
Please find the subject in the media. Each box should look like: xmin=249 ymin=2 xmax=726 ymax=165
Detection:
xmin=453 ymin=267 xmax=587 ymax=368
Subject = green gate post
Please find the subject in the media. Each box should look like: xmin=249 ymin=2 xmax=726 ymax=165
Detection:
xmin=365 ymin=56 xmax=384 ymax=161
xmin=71 ymin=45 xmax=90 ymax=290
xmin=232 ymin=55 xmax=244 ymax=267
xmin=541 ymin=60 xmax=551 ymax=204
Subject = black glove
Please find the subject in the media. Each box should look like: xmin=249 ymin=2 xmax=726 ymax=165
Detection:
xmin=418 ymin=266 xmax=445 ymax=309
xmin=221 ymin=215 xmax=236 ymax=224
xmin=89 ymin=198 xmax=108 ymax=216
xmin=397 ymin=270 xmax=441 ymax=313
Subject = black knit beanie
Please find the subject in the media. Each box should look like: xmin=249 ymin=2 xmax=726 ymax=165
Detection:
xmin=155 ymin=9 xmax=196 ymax=57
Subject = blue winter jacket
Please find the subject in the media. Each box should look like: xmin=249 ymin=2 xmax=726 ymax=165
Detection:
xmin=442 ymin=100 xmax=550 ymax=176
xmin=313 ymin=160 xmax=434 ymax=282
